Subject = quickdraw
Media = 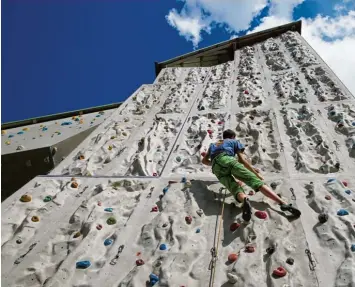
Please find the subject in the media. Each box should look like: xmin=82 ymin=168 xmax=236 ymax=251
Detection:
xmin=110 ymin=245 xmax=125 ymax=265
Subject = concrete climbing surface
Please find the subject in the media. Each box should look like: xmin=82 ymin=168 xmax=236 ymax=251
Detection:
xmin=2 ymin=29 xmax=355 ymax=287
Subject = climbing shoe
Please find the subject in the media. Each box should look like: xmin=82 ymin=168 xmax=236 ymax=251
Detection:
xmin=242 ymin=198 xmax=252 ymax=222
xmin=280 ymin=203 xmax=301 ymax=217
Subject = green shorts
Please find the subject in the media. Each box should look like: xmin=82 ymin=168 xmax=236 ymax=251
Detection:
xmin=212 ymin=153 xmax=264 ymax=202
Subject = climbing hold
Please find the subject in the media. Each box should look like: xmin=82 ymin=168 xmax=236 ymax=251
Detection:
xmin=196 ymin=209 xmax=204 ymax=217
xmin=110 ymin=136 xmax=116 ymax=140
xmin=162 ymin=223 xmax=168 ymax=228
xmin=16 ymin=239 xmax=22 ymax=244
xmin=78 ymin=155 xmax=85 ymax=160
xmin=201 ymin=152 xmax=206 ymax=157
xmin=41 ymin=127 xmax=48 ymax=131
xmin=108 ymin=145 xmax=113 ymax=151
xmin=149 ymin=273 xmax=159 ymax=285
xmin=151 ymin=206 xmax=158 ymax=212
xmin=106 ymin=217 xmax=117 ymax=225
xmin=345 ymin=190 xmax=352 ymax=195
xmin=218 ymin=121 xmax=224 ymax=125
xmin=76 ymin=261 xmax=91 ymax=269
xmin=255 ymin=211 xmax=267 ymax=219
xmin=98 ymin=201 xmax=102 ymax=206
xmin=96 ymin=224 xmax=103 ymax=230
xmin=136 ymin=259 xmax=144 ymax=266
xmin=43 ymin=195 xmax=52 ymax=202
xmin=230 ymin=223 xmax=240 ymax=232
xmin=71 ymin=182 xmax=79 ymax=188
xmin=159 ymin=244 xmax=167 ymax=250
xmin=168 ymin=181 xmax=178 ymax=185
xmin=270 ymin=182 xmax=277 ymax=190
xmin=185 ymin=216 xmax=192 ymax=224
xmin=31 ymin=216 xmax=39 ymax=222
xmin=8 ymin=134 xmax=14 ymax=138
xmin=1 ymin=130 xmax=6 ymax=134
xmin=17 ymin=131 xmax=24 ymax=135
xmin=351 ymin=245 xmax=355 ymax=252
xmin=20 ymin=194 xmax=32 ymax=202
xmin=73 ymin=231 xmax=81 ymax=238
xmin=185 ymin=181 xmax=192 ymax=187
xmin=337 ymin=209 xmax=349 ymax=216
xmin=163 ymin=187 xmax=169 ymax=194
xmin=104 ymin=208 xmax=113 ymax=212
xmin=325 ymin=195 xmax=331 ymax=200
xmin=327 ymin=178 xmax=336 ymax=183
xmin=249 ymin=191 xmax=255 ymax=196
xmin=96 ymin=115 xmax=101 ymax=118
xmin=153 ymin=172 xmax=158 ymax=177
xmin=318 ymin=213 xmax=329 ymax=223
xmin=61 ymin=122 xmax=72 ymax=126
xmin=207 ymin=130 xmax=213 ymax=135
xmin=176 ymin=156 xmax=182 ymax=162
xmin=228 ymin=253 xmax=238 ymax=263
xmin=343 ymin=181 xmax=348 ymax=187
xmin=352 ymin=122 xmax=355 ymax=126
xmin=266 ymin=246 xmax=275 ymax=255
xmin=181 ymin=177 xmax=187 ymax=183
xmin=5 ymin=141 xmax=11 ymax=145
xmin=122 ymin=132 xmax=127 ymax=136
xmin=227 ymin=272 xmax=238 ymax=284
xmin=286 ymin=258 xmax=294 ymax=265
xmin=273 ymin=266 xmax=287 ymax=277
xmin=244 ymin=90 xmax=249 ymax=95
xmin=245 ymin=246 xmax=255 ymax=253
xmin=104 ymin=239 xmax=113 ymax=246
xmin=196 ymin=228 xmax=201 ymax=233
xmin=16 ymin=145 xmax=25 ymax=151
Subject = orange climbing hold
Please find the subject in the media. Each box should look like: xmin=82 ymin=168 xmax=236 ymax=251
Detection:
xmin=20 ymin=194 xmax=32 ymax=202
xmin=23 ymin=127 xmax=29 ymax=131
xmin=71 ymin=182 xmax=79 ymax=188
xmin=31 ymin=216 xmax=39 ymax=222
xmin=78 ymin=155 xmax=85 ymax=160
xmin=228 ymin=253 xmax=238 ymax=262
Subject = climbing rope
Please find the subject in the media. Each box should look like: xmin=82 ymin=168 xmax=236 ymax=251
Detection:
xmin=208 ymin=187 xmax=227 ymax=287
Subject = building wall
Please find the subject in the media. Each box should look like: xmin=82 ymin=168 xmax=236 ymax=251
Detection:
xmin=2 ymin=31 xmax=355 ymax=287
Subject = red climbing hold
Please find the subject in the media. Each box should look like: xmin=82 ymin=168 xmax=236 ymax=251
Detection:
xmin=207 ymin=130 xmax=213 ymax=135
xmin=255 ymin=211 xmax=267 ymax=219
xmin=185 ymin=216 xmax=192 ymax=224
xmin=343 ymin=181 xmax=348 ymax=187
xmin=245 ymin=246 xmax=255 ymax=253
xmin=136 ymin=259 xmax=145 ymax=266
xmin=201 ymin=152 xmax=206 ymax=157
xmin=272 ymin=266 xmax=287 ymax=277
xmin=325 ymin=195 xmax=331 ymax=200
xmin=244 ymin=90 xmax=249 ymax=95
xmin=228 ymin=253 xmax=238 ymax=262
xmin=151 ymin=206 xmax=158 ymax=212
xmin=96 ymin=224 xmax=103 ymax=230
xmin=249 ymin=191 xmax=255 ymax=196
xmin=153 ymin=173 xmax=158 ymax=177
xmin=230 ymin=223 xmax=240 ymax=232
xmin=218 ymin=121 xmax=224 ymax=125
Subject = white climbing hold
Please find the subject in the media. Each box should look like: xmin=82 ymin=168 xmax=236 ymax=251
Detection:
xmin=16 ymin=145 xmax=25 ymax=151
xmin=196 ymin=209 xmax=204 ymax=217
xmin=227 ymin=272 xmax=238 ymax=284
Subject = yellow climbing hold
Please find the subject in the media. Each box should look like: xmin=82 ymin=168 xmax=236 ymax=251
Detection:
xmin=79 ymin=120 xmax=84 ymax=124
xmin=40 ymin=125 xmax=43 ymax=127
xmin=31 ymin=216 xmax=39 ymax=222
xmin=5 ymin=141 xmax=10 ymax=145
xmin=108 ymin=145 xmax=113 ymax=151
xmin=23 ymin=127 xmax=29 ymax=131
xmin=73 ymin=231 xmax=81 ymax=238
xmin=2 ymin=130 xmax=7 ymax=135
xmin=20 ymin=194 xmax=32 ymax=202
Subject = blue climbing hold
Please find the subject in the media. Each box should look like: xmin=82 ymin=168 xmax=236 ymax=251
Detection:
xmin=96 ymin=115 xmax=101 ymax=118
xmin=345 ymin=190 xmax=352 ymax=195
xmin=76 ymin=260 xmax=91 ymax=269
xmin=104 ymin=239 xmax=113 ymax=246
xmin=196 ymin=228 xmax=201 ymax=233
xmin=61 ymin=122 xmax=72 ymax=126
xmin=75 ymin=118 xmax=80 ymax=121
xmin=327 ymin=178 xmax=336 ymax=183
xmin=352 ymin=122 xmax=355 ymax=126
xmin=104 ymin=208 xmax=113 ymax=212
xmin=42 ymin=127 xmax=48 ymax=131
xmin=337 ymin=209 xmax=349 ymax=216
xmin=8 ymin=135 xmax=14 ymax=138
xmin=181 ymin=177 xmax=187 ymax=183
xmin=159 ymin=244 xmax=167 ymax=250
xmin=329 ymin=111 xmax=336 ymax=116
xmin=17 ymin=131 xmax=24 ymax=135
xmin=163 ymin=187 xmax=169 ymax=194
xmin=149 ymin=273 xmax=159 ymax=285
xmin=351 ymin=244 xmax=355 ymax=252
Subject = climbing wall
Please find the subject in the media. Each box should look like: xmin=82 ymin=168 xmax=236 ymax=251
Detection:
xmin=2 ymin=30 xmax=355 ymax=287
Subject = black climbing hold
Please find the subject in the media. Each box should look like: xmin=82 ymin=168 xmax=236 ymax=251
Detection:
xmin=318 ymin=213 xmax=328 ymax=223
xmin=266 ymin=246 xmax=275 ymax=255
xmin=335 ymin=162 xmax=340 ymax=169
xmin=286 ymin=258 xmax=294 ymax=265
xmin=16 ymin=239 xmax=22 ymax=244
xmin=271 ymin=182 xmax=277 ymax=190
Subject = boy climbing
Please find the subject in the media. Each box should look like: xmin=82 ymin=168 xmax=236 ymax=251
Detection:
xmin=202 ymin=129 xmax=301 ymax=221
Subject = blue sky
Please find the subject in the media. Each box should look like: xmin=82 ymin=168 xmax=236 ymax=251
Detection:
xmin=2 ymin=0 xmax=355 ymax=123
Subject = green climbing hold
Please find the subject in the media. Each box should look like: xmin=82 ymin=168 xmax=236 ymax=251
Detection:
xmin=107 ymin=217 xmax=117 ymax=225
xmin=43 ymin=196 xmax=52 ymax=202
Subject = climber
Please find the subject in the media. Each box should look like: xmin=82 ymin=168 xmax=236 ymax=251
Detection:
xmin=202 ymin=129 xmax=301 ymax=221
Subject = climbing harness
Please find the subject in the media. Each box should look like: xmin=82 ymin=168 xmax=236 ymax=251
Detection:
xmin=14 ymin=243 xmax=37 ymax=265
xmin=290 ymin=188 xmax=296 ymax=200
xmin=208 ymin=187 xmax=227 ymax=287
xmin=305 ymin=249 xmax=316 ymax=271
xmin=333 ymin=140 xmax=340 ymax=151
xmin=110 ymin=245 xmax=125 ymax=265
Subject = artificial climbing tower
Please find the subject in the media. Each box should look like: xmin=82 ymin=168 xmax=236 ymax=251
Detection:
xmin=2 ymin=20 xmax=355 ymax=286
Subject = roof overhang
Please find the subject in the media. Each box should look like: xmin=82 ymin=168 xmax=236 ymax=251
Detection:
xmin=155 ymin=20 xmax=302 ymax=76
